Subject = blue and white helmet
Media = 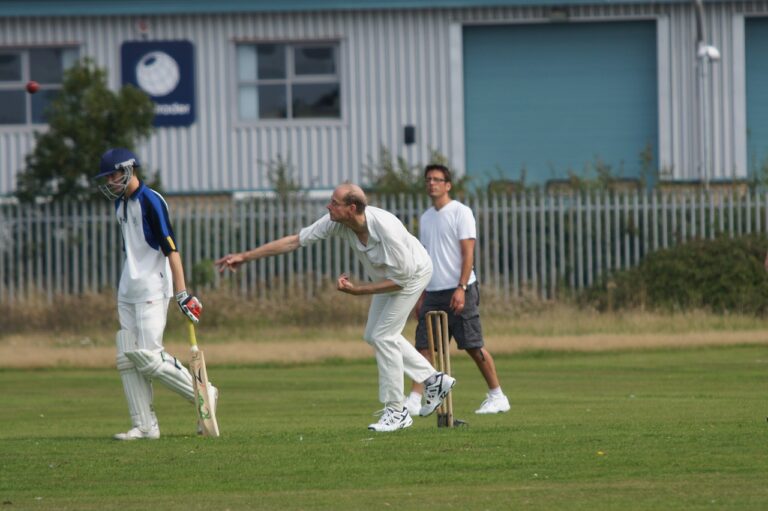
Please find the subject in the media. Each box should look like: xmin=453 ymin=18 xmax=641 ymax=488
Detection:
xmin=96 ymin=148 xmax=140 ymax=200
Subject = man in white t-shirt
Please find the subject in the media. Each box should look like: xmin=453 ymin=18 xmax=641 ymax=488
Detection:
xmin=215 ymin=183 xmax=456 ymax=432
xmin=406 ymin=164 xmax=510 ymax=416
xmin=95 ymin=148 xmax=216 ymax=440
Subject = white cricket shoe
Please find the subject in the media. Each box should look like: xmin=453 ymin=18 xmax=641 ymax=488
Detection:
xmin=368 ymin=407 xmax=413 ymax=432
xmin=475 ymin=393 xmax=511 ymax=414
xmin=419 ymin=372 xmax=456 ymax=417
xmin=196 ymin=384 xmax=219 ymax=435
xmin=113 ymin=424 xmax=160 ymax=441
xmin=405 ymin=395 xmax=422 ymax=417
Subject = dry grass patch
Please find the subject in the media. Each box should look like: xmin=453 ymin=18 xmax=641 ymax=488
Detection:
xmin=3 ymin=289 xmax=768 ymax=368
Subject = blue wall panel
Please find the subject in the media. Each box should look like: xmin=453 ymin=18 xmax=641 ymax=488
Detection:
xmin=464 ymin=21 xmax=657 ymax=186
xmin=746 ymin=17 xmax=768 ymax=177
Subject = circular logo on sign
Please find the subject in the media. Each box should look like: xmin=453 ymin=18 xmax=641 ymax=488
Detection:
xmin=136 ymin=51 xmax=180 ymax=97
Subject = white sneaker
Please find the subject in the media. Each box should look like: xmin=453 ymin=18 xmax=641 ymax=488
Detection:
xmin=419 ymin=373 xmax=456 ymax=417
xmin=113 ymin=424 xmax=160 ymax=440
xmin=197 ymin=384 xmax=219 ymax=435
xmin=475 ymin=393 xmax=511 ymax=414
xmin=405 ymin=395 xmax=422 ymax=417
xmin=368 ymin=407 xmax=413 ymax=432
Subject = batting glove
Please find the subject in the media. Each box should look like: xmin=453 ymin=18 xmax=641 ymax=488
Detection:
xmin=176 ymin=290 xmax=202 ymax=324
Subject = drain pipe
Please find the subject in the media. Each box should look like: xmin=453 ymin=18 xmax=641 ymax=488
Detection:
xmin=693 ymin=0 xmax=720 ymax=191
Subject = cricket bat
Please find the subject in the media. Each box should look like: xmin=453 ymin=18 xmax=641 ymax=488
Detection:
xmin=188 ymin=323 xmax=220 ymax=437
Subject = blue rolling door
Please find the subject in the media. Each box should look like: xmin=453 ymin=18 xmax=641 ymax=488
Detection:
xmin=746 ymin=18 xmax=768 ymax=177
xmin=463 ymin=21 xmax=657 ymax=187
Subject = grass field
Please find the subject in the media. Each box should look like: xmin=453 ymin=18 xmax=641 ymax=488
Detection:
xmin=2 ymin=345 xmax=767 ymax=510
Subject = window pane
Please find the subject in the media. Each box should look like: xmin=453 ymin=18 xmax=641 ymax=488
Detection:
xmin=256 ymin=45 xmax=285 ymax=79
xmin=238 ymin=85 xmax=258 ymax=120
xmin=292 ymin=83 xmax=340 ymax=118
xmin=62 ymin=47 xmax=79 ymax=69
xmin=30 ymin=48 xmax=65 ymax=83
xmin=237 ymin=46 xmax=257 ymax=81
xmin=31 ymin=89 xmax=59 ymax=124
xmin=0 ymin=52 xmax=21 ymax=81
xmin=258 ymin=84 xmax=287 ymax=119
xmin=294 ymin=46 xmax=336 ymax=75
xmin=0 ymin=90 xmax=26 ymax=124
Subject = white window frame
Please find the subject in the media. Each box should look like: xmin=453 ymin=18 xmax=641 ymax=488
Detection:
xmin=233 ymin=40 xmax=343 ymax=126
xmin=0 ymin=45 xmax=79 ymax=128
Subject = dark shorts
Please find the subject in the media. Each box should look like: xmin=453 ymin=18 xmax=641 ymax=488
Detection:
xmin=415 ymin=283 xmax=484 ymax=351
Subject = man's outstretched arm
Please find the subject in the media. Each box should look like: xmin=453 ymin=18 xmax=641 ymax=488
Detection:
xmin=215 ymin=234 xmax=301 ymax=273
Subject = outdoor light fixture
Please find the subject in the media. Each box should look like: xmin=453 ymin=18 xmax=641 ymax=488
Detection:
xmin=404 ymin=125 xmax=416 ymax=145
xmin=697 ymin=43 xmax=721 ymax=61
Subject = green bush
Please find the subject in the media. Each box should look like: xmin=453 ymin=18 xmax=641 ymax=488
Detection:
xmin=583 ymin=235 xmax=768 ymax=315
xmin=15 ymin=58 xmax=155 ymax=203
xmin=364 ymin=146 xmax=469 ymax=196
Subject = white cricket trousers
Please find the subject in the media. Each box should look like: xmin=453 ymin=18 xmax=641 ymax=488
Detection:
xmin=117 ymin=298 xmax=169 ymax=353
xmin=363 ymin=267 xmax=436 ymax=407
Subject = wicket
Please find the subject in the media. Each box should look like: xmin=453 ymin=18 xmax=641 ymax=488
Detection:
xmin=425 ymin=310 xmax=454 ymax=428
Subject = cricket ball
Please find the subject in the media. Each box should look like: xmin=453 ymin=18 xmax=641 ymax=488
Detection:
xmin=26 ymin=81 xmax=40 ymax=94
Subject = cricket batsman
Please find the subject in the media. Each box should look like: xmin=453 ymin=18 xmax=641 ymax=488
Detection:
xmin=95 ymin=148 xmax=217 ymax=440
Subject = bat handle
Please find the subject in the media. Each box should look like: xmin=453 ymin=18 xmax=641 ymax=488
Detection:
xmin=188 ymin=322 xmax=199 ymax=352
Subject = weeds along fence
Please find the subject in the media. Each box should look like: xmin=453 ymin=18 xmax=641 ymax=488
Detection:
xmin=2 ymin=190 xmax=768 ymax=304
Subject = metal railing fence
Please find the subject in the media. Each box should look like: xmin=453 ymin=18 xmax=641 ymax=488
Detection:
xmin=2 ymin=190 xmax=767 ymax=304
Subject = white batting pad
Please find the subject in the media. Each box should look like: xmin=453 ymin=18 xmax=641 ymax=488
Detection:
xmin=125 ymin=349 xmax=195 ymax=402
xmin=115 ymin=331 xmax=155 ymax=432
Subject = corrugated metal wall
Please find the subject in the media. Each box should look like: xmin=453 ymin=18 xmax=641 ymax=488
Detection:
xmin=1 ymin=2 xmax=767 ymax=196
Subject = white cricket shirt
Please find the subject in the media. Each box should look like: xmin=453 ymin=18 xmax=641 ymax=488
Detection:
xmin=298 ymin=206 xmax=431 ymax=288
xmin=115 ymin=182 xmax=176 ymax=303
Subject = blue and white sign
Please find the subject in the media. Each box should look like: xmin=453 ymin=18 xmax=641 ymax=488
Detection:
xmin=121 ymin=40 xmax=196 ymax=127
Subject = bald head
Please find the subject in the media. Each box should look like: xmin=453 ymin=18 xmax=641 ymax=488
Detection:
xmin=335 ymin=183 xmax=367 ymax=213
